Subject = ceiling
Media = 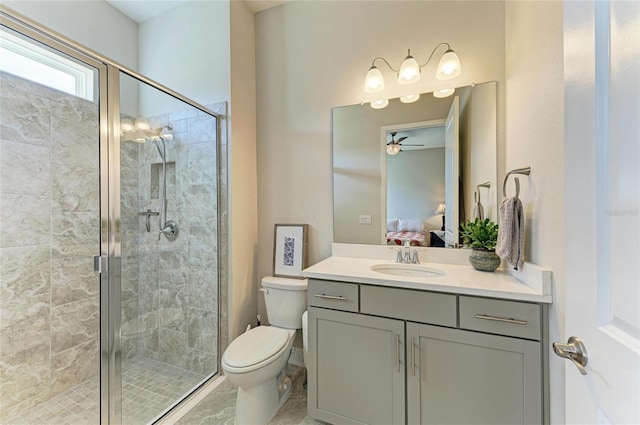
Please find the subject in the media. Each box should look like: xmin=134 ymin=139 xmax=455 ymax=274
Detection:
xmin=105 ymin=0 xmax=286 ymax=23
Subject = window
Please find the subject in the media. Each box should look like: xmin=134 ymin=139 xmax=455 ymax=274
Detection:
xmin=0 ymin=27 xmax=95 ymax=101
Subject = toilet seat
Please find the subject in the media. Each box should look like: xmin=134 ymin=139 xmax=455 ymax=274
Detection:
xmin=222 ymin=326 xmax=292 ymax=374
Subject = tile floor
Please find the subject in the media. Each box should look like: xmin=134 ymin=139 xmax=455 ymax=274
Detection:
xmin=6 ymin=357 xmax=207 ymax=425
xmin=177 ymin=365 xmax=324 ymax=425
xmin=6 ymin=361 xmax=317 ymax=425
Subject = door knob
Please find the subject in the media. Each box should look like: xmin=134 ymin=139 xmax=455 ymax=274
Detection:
xmin=552 ymin=336 xmax=588 ymax=375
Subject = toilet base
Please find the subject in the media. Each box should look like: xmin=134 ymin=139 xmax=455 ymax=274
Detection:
xmin=234 ymin=365 xmax=292 ymax=425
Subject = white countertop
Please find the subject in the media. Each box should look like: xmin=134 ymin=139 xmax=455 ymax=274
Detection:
xmin=302 ymin=256 xmax=552 ymax=303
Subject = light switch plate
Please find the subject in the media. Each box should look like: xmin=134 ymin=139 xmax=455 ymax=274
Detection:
xmin=359 ymin=215 xmax=372 ymax=225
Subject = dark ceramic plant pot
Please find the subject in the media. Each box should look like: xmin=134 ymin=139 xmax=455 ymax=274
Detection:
xmin=469 ymin=248 xmax=500 ymax=272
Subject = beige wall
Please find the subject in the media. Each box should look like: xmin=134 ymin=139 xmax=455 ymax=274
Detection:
xmin=229 ymin=0 xmax=259 ymax=339
xmin=255 ymin=0 xmax=506 ymax=322
xmin=460 ymin=82 xmax=498 ymax=222
xmin=505 ymin=1 xmax=565 ymax=423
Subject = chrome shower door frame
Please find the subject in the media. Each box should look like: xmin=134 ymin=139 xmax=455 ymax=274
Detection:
xmin=104 ymin=65 xmax=122 ymax=425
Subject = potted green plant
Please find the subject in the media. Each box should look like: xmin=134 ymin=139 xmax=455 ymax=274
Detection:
xmin=460 ymin=218 xmax=501 ymax=272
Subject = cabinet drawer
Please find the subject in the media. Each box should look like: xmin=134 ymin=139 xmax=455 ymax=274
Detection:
xmin=308 ymin=279 xmax=359 ymax=312
xmin=360 ymin=285 xmax=456 ymax=327
xmin=459 ymin=296 xmax=541 ymax=340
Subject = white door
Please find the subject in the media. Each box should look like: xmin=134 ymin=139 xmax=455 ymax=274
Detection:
xmin=444 ymin=96 xmax=459 ymax=247
xmin=563 ymin=1 xmax=640 ymax=423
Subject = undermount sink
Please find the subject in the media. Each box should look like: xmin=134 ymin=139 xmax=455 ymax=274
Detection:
xmin=370 ymin=263 xmax=446 ymax=278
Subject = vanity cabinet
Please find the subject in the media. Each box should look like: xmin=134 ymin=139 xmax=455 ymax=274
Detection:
xmin=307 ymin=278 xmax=548 ymax=425
xmin=406 ymin=323 xmax=541 ymax=425
xmin=308 ymin=308 xmax=405 ymax=425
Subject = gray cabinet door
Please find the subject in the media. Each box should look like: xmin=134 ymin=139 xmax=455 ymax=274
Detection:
xmin=406 ymin=323 xmax=542 ymax=425
xmin=308 ymin=307 xmax=405 ymax=425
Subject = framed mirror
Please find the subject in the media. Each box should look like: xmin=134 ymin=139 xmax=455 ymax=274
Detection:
xmin=332 ymin=81 xmax=497 ymax=248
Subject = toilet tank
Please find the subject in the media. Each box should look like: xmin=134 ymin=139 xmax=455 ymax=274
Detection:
xmin=262 ymin=276 xmax=308 ymax=329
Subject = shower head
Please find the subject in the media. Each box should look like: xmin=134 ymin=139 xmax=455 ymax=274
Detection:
xmin=152 ymin=137 xmax=166 ymax=160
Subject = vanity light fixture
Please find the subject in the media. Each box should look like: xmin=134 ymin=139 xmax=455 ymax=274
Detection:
xmin=436 ymin=48 xmax=462 ymax=80
xmin=370 ymin=98 xmax=389 ymax=109
xmin=433 ymin=88 xmax=455 ymax=98
xmin=364 ymin=42 xmax=461 ymax=108
xmin=120 ymin=118 xmax=135 ymax=132
xmin=400 ymin=94 xmax=420 ymax=103
xmin=364 ymin=66 xmax=385 ymax=93
xmin=120 ymin=117 xmax=174 ymax=143
xmin=134 ymin=117 xmax=151 ymax=131
xmin=397 ymin=51 xmax=420 ymax=85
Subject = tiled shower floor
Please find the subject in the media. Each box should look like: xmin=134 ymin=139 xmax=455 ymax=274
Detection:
xmin=7 ymin=357 xmax=207 ymax=425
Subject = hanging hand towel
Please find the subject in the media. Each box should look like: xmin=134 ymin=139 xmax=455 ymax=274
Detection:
xmin=496 ymin=197 xmax=524 ymax=270
xmin=472 ymin=202 xmax=485 ymax=220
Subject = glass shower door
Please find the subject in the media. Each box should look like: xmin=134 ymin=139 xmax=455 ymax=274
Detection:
xmin=117 ymin=71 xmax=219 ymax=424
xmin=0 ymin=22 xmax=103 ymax=424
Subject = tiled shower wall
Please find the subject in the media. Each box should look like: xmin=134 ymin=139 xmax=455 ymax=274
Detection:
xmin=0 ymin=71 xmax=100 ymax=420
xmin=120 ymin=104 xmax=221 ymax=374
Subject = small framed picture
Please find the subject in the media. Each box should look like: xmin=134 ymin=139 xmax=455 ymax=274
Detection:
xmin=273 ymin=224 xmax=309 ymax=278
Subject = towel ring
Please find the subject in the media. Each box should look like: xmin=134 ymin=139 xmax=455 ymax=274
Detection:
xmin=475 ymin=182 xmax=491 ymax=203
xmin=502 ymin=167 xmax=531 ymax=198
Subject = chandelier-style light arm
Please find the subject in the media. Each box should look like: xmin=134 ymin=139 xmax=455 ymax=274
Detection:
xmin=419 ymin=42 xmax=451 ymax=68
xmin=371 ymin=56 xmax=399 ymax=73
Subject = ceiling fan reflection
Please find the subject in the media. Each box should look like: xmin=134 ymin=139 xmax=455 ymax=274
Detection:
xmin=386 ymin=131 xmax=424 ymax=155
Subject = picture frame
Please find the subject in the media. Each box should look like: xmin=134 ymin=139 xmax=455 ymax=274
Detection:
xmin=273 ymin=224 xmax=309 ymax=278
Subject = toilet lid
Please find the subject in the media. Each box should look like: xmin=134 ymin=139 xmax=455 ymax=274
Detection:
xmin=223 ymin=326 xmax=290 ymax=368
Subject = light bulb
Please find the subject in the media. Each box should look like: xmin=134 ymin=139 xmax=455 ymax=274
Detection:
xmin=400 ymin=94 xmax=420 ymax=103
xmin=370 ymin=99 xmax=389 ymax=109
xmin=386 ymin=144 xmax=401 ymax=155
xmin=134 ymin=117 xmax=151 ymax=131
xmin=364 ymin=66 xmax=385 ymax=93
xmin=433 ymin=88 xmax=455 ymax=98
xmin=120 ymin=118 xmax=134 ymax=132
xmin=436 ymin=49 xmax=461 ymax=80
xmin=398 ymin=51 xmax=420 ymax=84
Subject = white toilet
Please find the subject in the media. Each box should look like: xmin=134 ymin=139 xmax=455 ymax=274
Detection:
xmin=222 ymin=276 xmax=308 ymax=425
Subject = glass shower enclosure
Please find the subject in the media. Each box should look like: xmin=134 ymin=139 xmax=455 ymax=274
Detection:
xmin=0 ymin=10 xmax=221 ymax=425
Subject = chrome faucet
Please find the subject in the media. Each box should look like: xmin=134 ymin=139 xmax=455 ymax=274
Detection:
xmin=403 ymin=239 xmax=412 ymax=263
xmin=412 ymin=249 xmax=420 ymax=264
xmin=395 ymin=239 xmax=420 ymax=264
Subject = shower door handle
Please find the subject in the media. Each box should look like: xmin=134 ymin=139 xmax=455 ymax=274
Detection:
xmin=93 ymin=256 xmax=107 ymax=273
